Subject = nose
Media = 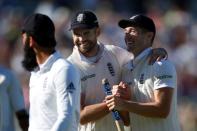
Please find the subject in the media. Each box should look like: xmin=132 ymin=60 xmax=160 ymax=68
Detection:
xmin=78 ymin=35 xmax=87 ymax=42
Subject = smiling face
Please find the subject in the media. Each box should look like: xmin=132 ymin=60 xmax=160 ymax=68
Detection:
xmin=124 ymin=26 xmax=153 ymax=56
xmin=72 ymin=27 xmax=100 ymax=57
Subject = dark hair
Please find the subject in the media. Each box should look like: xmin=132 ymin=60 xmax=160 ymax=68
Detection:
xmin=22 ymin=13 xmax=56 ymax=48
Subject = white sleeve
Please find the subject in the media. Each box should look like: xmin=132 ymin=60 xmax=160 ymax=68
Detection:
xmin=153 ymin=60 xmax=177 ymax=90
xmin=51 ymin=65 xmax=80 ymax=131
xmin=8 ymin=72 xmax=25 ymax=112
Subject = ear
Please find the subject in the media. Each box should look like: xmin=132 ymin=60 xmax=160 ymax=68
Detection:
xmin=29 ymin=36 xmax=35 ymax=47
xmin=96 ymin=27 xmax=101 ymax=37
xmin=146 ymin=32 xmax=154 ymax=43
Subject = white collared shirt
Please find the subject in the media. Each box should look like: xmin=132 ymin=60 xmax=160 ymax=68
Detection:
xmin=29 ymin=51 xmax=81 ymax=131
xmin=68 ymin=42 xmax=132 ymax=131
xmin=122 ymin=48 xmax=180 ymax=131
xmin=0 ymin=66 xmax=25 ymax=131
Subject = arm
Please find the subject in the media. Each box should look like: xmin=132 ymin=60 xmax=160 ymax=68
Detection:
xmin=80 ymin=93 xmax=110 ymax=125
xmin=51 ymin=66 xmax=80 ymax=131
xmin=123 ymin=88 xmax=173 ymax=118
xmin=8 ymin=71 xmax=29 ymax=131
xmin=106 ymin=87 xmax=173 ymax=118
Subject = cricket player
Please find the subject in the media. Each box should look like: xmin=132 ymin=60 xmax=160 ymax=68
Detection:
xmin=105 ymin=14 xmax=181 ymax=131
xmin=0 ymin=65 xmax=29 ymax=131
xmin=21 ymin=13 xmax=81 ymax=131
xmin=67 ymin=10 xmax=167 ymax=131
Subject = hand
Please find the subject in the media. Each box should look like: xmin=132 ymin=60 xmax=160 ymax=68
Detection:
xmin=16 ymin=110 xmax=29 ymax=131
xmin=105 ymin=95 xmax=125 ymax=111
xmin=148 ymin=48 xmax=168 ymax=65
xmin=112 ymin=82 xmax=131 ymax=100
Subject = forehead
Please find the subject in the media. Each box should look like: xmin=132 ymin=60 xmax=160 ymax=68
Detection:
xmin=125 ymin=26 xmax=142 ymax=31
xmin=72 ymin=28 xmax=95 ymax=33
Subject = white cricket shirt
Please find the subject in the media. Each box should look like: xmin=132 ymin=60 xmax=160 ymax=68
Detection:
xmin=122 ymin=48 xmax=180 ymax=131
xmin=0 ymin=66 xmax=25 ymax=131
xmin=28 ymin=51 xmax=81 ymax=131
xmin=68 ymin=42 xmax=132 ymax=131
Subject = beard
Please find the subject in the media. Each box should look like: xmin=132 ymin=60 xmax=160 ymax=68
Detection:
xmin=77 ymin=40 xmax=97 ymax=55
xmin=22 ymin=42 xmax=38 ymax=72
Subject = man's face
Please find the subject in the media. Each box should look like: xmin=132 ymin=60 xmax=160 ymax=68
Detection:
xmin=72 ymin=28 xmax=99 ymax=57
xmin=21 ymin=33 xmax=38 ymax=71
xmin=124 ymin=26 xmax=148 ymax=55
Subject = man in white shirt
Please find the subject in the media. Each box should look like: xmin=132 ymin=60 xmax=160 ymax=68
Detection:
xmin=68 ymin=10 xmax=131 ymax=131
xmin=21 ymin=13 xmax=81 ymax=131
xmin=0 ymin=65 xmax=29 ymax=131
xmin=68 ymin=10 xmax=168 ymax=131
xmin=105 ymin=15 xmax=181 ymax=131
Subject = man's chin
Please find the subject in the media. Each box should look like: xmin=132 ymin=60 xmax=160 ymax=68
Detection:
xmin=22 ymin=58 xmax=38 ymax=72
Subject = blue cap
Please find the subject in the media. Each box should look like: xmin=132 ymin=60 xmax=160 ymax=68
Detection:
xmin=118 ymin=14 xmax=156 ymax=34
xmin=70 ymin=10 xmax=99 ymax=30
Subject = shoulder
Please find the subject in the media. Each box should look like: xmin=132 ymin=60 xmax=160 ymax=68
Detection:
xmin=105 ymin=44 xmax=127 ymax=52
xmin=0 ymin=66 xmax=15 ymax=79
xmin=104 ymin=44 xmax=132 ymax=58
xmin=52 ymin=58 xmax=77 ymax=72
xmin=153 ymin=60 xmax=176 ymax=73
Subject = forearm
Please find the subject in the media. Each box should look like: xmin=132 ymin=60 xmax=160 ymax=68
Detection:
xmin=123 ymin=100 xmax=169 ymax=118
xmin=80 ymin=102 xmax=110 ymax=124
xmin=119 ymin=111 xmax=130 ymax=126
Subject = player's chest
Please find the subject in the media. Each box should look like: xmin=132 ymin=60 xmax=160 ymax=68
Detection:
xmin=29 ymin=73 xmax=55 ymax=101
xmin=132 ymin=66 xmax=155 ymax=101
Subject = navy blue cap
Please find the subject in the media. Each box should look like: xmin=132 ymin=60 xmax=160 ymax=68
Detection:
xmin=118 ymin=14 xmax=156 ymax=34
xmin=22 ymin=13 xmax=56 ymax=48
xmin=70 ymin=10 xmax=99 ymax=30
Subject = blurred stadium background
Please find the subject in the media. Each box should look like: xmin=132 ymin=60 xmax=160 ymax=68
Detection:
xmin=0 ymin=0 xmax=196 ymax=130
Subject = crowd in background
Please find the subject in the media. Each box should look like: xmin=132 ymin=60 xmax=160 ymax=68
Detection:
xmin=0 ymin=0 xmax=196 ymax=130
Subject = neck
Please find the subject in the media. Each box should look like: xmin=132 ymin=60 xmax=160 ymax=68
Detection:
xmin=36 ymin=49 xmax=55 ymax=64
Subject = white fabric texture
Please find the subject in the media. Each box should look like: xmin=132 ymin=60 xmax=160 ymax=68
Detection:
xmin=28 ymin=52 xmax=81 ymax=131
xmin=122 ymin=48 xmax=180 ymax=131
xmin=68 ymin=42 xmax=132 ymax=131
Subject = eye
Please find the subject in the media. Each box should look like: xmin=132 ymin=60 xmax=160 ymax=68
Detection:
xmin=83 ymin=31 xmax=90 ymax=36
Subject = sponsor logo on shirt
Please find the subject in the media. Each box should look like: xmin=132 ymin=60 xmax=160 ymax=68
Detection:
xmin=157 ymin=75 xmax=172 ymax=79
xmin=139 ymin=73 xmax=144 ymax=84
xmin=67 ymin=82 xmax=75 ymax=93
xmin=107 ymin=63 xmax=115 ymax=76
xmin=81 ymin=74 xmax=96 ymax=81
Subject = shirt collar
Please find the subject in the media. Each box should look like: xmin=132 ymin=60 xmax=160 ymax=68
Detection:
xmin=38 ymin=51 xmax=62 ymax=74
xmin=132 ymin=47 xmax=152 ymax=67
xmin=74 ymin=41 xmax=104 ymax=64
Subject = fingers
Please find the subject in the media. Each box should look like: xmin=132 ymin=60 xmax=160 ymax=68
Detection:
xmin=148 ymin=55 xmax=157 ymax=65
xmin=105 ymin=95 xmax=115 ymax=111
xmin=112 ymin=82 xmax=131 ymax=100
xmin=148 ymin=48 xmax=168 ymax=65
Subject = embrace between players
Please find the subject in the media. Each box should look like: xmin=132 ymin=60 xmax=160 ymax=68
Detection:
xmin=20 ymin=10 xmax=180 ymax=131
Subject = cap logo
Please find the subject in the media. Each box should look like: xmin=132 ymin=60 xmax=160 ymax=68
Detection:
xmin=130 ymin=15 xmax=138 ymax=20
xmin=77 ymin=13 xmax=84 ymax=23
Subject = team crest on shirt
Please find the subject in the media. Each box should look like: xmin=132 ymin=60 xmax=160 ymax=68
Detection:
xmin=139 ymin=73 xmax=144 ymax=84
xmin=67 ymin=82 xmax=75 ymax=93
xmin=107 ymin=63 xmax=115 ymax=76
